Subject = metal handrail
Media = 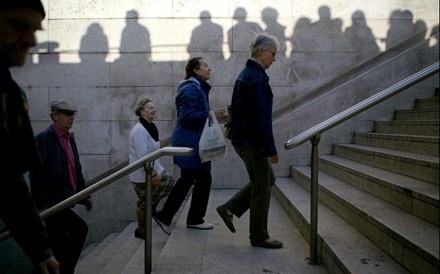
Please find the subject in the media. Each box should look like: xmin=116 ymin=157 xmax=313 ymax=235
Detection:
xmin=1 ymin=146 xmax=192 ymax=274
xmin=283 ymin=61 xmax=439 ymax=265
xmin=285 ymin=61 xmax=439 ymax=150
xmin=43 ymin=147 xmax=191 ymax=220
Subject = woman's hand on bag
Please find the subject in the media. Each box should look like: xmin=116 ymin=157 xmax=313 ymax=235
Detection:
xmin=213 ymin=108 xmax=226 ymax=119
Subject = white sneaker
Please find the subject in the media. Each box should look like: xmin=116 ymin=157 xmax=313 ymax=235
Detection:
xmin=187 ymin=222 xmax=214 ymax=230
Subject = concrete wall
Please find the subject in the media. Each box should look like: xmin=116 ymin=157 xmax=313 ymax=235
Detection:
xmin=9 ymin=0 xmax=439 ymax=244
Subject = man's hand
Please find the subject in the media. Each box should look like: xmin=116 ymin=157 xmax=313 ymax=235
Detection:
xmin=85 ymin=198 xmax=93 ymax=212
xmin=213 ymin=108 xmax=227 ymax=119
xmin=152 ymin=175 xmax=161 ymax=188
xmin=37 ymin=256 xmax=60 ymax=274
xmin=268 ymin=155 xmax=279 ymax=164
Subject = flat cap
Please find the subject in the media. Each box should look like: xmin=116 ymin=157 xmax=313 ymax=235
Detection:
xmin=0 ymin=0 xmax=46 ymax=19
xmin=50 ymin=99 xmax=78 ymax=113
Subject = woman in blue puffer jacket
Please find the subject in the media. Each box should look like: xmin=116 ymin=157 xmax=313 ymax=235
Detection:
xmin=153 ymin=57 xmax=226 ymax=234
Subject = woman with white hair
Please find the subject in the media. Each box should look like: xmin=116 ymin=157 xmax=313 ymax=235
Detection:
xmin=129 ymin=98 xmax=175 ymax=239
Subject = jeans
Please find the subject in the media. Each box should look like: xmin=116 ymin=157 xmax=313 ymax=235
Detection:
xmin=223 ymin=146 xmax=275 ymax=242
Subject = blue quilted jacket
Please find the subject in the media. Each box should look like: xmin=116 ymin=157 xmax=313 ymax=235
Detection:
xmin=172 ymin=77 xmax=212 ymax=170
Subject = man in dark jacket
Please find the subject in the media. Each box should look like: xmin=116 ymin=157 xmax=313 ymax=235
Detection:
xmin=217 ymin=33 xmax=283 ymax=249
xmin=0 ymin=1 xmax=60 ymax=273
xmin=30 ymin=99 xmax=93 ymax=274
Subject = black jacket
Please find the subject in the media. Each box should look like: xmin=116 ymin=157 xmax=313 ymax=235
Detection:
xmin=0 ymin=68 xmax=40 ymax=174
xmin=229 ymin=59 xmax=277 ymax=157
xmin=29 ymin=125 xmax=88 ymax=210
xmin=0 ymin=68 xmax=53 ymax=265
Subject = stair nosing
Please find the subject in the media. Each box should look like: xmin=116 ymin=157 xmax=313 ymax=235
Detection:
xmin=335 ymin=143 xmax=439 ymax=164
xmin=319 ymin=154 xmax=439 ymax=202
xmin=274 ymin=178 xmax=412 ymax=274
xmin=292 ymin=166 xmax=439 ymax=261
xmin=354 ymin=132 xmax=439 ymax=142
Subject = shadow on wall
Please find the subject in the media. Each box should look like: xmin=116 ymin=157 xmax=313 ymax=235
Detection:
xmin=22 ymin=6 xmax=437 ymax=175
xmin=21 ymin=5 xmax=437 ymax=180
xmin=30 ymin=6 xmax=434 ymax=90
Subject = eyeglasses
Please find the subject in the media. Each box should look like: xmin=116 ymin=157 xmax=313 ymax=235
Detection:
xmin=266 ymin=50 xmax=277 ymax=58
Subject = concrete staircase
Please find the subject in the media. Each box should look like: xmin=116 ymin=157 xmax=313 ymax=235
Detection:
xmin=273 ymin=90 xmax=439 ymax=273
xmin=75 ymin=189 xmax=330 ymax=274
xmin=75 ymin=204 xmax=181 ymax=274
xmin=75 ymin=92 xmax=438 ymax=274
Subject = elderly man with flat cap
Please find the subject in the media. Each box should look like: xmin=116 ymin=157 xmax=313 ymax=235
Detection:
xmin=29 ymin=99 xmax=93 ymax=274
xmin=0 ymin=0 xmax=60 ymax=273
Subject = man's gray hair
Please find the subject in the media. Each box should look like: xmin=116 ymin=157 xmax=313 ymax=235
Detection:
xmin=249 ymin=33 xmax=280 ymax=58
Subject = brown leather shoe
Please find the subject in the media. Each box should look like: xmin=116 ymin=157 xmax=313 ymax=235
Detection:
xmin=251 ymin=238 xmax=283 ymax=248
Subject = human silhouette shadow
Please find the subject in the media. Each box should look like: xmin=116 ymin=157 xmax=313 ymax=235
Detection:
xmin=430 ymin=24 xmax=439 ymax=60
xmin=344 ymin=10 xmax=380 ymax=64
xmin=309 ymin=5 xmax=348 ymax=52
xmin=225 ymin=7 xmax=263 ymax=84
xmin=287 ymin=6 xmax=352 ymax=88
xmin=431 ymin=25 xmax=439 ymax=47
xmin=260 ymin=7 xmax=290 ymax=84
xmin=228 ymin=7 xmax=263 ymax=57
xmin=80 ymin=23 xmax=108 ymax=64
xmin=77 ymin=23 xmax=109 ymax=87
xmin=385 ymin=9 xmax=416 ymax=50
xmin=290 ymin=17 xmax=313 ymax=52
xmin=120 ymin=9 xmax=151 ymax=57
xmin=188 ymin=10 xmax=224 ymax=60
xmin=111 ymin=10 xmax=151 ymax=86
xmin=287 ymin=17 xmax=322 ymax=85
xmin=261 ymin=7 xmax=287 ymax=60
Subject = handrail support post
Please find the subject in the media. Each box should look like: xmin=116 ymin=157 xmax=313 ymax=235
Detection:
xmin=306 ymin=134 xmax=321 ymax=265
xmin=144 ymin=160 xmax=154 ymax=274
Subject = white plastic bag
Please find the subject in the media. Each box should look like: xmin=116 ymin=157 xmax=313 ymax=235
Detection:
xmin=199 ymin=111 xmax=226 ymax=163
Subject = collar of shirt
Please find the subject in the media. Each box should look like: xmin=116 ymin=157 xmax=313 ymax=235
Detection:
xmin=251 ymin=58 xmax=265 ymax=70
xmin=52 ymin=123 xmax=70 ymax=139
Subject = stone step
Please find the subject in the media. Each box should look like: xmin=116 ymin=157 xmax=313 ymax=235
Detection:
xmin=291 ymin=167 xmax=439 ymax=274
xmin=394 ymin=107 xmax=439 ymax=121
xmin=318 ymin=154 xmax=439 ymax=225
xmin=77 ymin=192 xmax=190 ymax=274
xmin=353 ymin=132 xmax=439 ymax=156
xmin=98 ymin=224 xmax=145 ymax=274
xmin=125 ymin=189 xmax=329 ymax=273
xmin=76 ymin=222 xmax=139 ymax=274
xmin=120 ymin=241 xmax=145 ymax=274
xmin=415 ymin=96 xmax=439 ymax=109
xmin=121 ymin=213 xmax=177 ymax=273
xmin=374 ymin=120 xmax=439 ymax=136
xmin=272 ymin=177 xmax=411 ymax=274
xmin=76 ymin=232 xmax=119 ymax=273
xmin=333 ymin=143 xmax=439 ymax=184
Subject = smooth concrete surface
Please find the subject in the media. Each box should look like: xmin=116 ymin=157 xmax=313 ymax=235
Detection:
xmin=272 ymin=178 xmax=413 ymax=274
xmin=152 ymin=189 xmax=328 ymax=274
xmin=78 ymin=189 xmax=329 ymax=273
